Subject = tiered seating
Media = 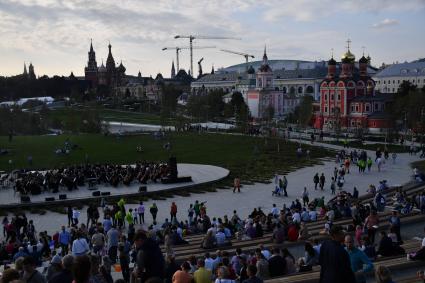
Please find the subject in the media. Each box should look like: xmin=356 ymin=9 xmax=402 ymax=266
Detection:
xmin=264 ymin=239 xmax=423 ymax=283
xmin=156 ymin=182 xmax=425 ymax=283
xmin=162 ymin=183 xmax=425 ymax=262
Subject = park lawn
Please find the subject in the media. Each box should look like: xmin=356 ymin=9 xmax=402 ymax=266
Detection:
xmin=46 ymin=108 xmax=173 ymax=125
xmin=0 ymin=133 xmax=332 ymax=181
xmin=328 ymin=140 xmax=409 ymax=153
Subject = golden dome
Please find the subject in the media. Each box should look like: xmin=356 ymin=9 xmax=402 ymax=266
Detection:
xmin=341 ymin=49 xmax=355 ymax=62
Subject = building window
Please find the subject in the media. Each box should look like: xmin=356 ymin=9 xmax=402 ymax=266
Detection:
xmin=375 ymin=104 xmax=379 ymax=111
xmin=398 ymin=80 xmax=400 ymax=84
xmin=355 ymin=105 xmax=359 ymax=112
xmin=373 ymin=122 xmax=376 ymax=127
xmin=393 ymin=80 xmax=395 ymax=84
xmin=351 ymin=105 xmax=354 ymax=112
xmin=365 ymin=105 xmax=370 ymax=112
xmin=325 ymin=107 xmax=328 ymax=113
xmin=393 ymin=88 xmax=395 ymax=92
xmin=383 ymin=80 xmax=386 ymax=84
xmin=337 ymin=94 xmax=341 ymax=101
xmin=331 ymin=94 xmax=334 ymax=100
xmin=324 ymin=94 xmax=327 ymax=100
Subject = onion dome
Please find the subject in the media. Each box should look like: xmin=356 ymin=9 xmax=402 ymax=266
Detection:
xmin=247 ymin=65 xmax=255 ymax=74
xmin=117 ymin=61 xmax=126 ymax=73
xmin=155 ymin=73 xmax=163 ymax=80
xmin=359 ymin=55 xmax=368 ymax=64
xmin=328 ymin=56 xmax=336 ymax=65
xmin=341 ymin=49 xmax=355 ymax=63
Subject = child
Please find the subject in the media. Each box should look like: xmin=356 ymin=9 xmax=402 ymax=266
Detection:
xmin=355 ymin=225 xmax=363 ymax=246
xmin=330 ymin=177 xmax=336 ymax=195
xmin=132 ymin=208 xmax=138 ymax=225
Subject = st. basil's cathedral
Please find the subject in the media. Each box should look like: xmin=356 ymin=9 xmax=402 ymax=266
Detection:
xmin=84 ymin=40 xmax=126 ymax=88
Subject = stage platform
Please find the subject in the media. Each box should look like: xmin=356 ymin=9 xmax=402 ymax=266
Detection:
xmin=0 ymin=163 xmax=229 ymax=209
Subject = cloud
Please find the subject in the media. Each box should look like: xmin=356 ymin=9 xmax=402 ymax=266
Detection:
xmin=0 ymin=0 xmax=424 ymax=77
xmin=372 ymin=18 xmax=399 ymax=28
xmin=262 ymin=0 xmax=425 ymax=22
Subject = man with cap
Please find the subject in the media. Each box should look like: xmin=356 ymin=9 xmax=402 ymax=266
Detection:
xmin=49 ymin=255 xmax=74 ymax=283
xmin=46 ymin=253 xmax=62 ymax=281
xmin=319 ymin=225 xmax=356 ymax=283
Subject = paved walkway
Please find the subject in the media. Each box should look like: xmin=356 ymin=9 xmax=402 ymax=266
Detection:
xmin=0 ymin=164 xmax=229 ymax=206
xmin=2 ymin=141 xmax=423 ymax=239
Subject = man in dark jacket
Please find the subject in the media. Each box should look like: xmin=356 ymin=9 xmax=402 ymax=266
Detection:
xmin=268 ymin=247 xmax=286 ymax=277
xmin=319 ymin=225 xmax=356 ymax=283
xmin=134 ymin=231 xmax=165 ymax=283
xmin=243 ymin=265 xmax=263 ymax=283
xmin=49 ymin=255 xmax=74 ymax=283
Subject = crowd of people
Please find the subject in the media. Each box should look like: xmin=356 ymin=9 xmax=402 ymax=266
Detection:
xmin=11 ymin=161 xmax=170 ymax=195
xmin=2 ymin=141 xmax=425 ymax=283
xmin=1 ymin=177 xmax=425 ymax=283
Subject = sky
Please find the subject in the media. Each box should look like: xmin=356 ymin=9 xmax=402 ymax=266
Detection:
xmin=0 ymin=0 xmax=425 ymax=78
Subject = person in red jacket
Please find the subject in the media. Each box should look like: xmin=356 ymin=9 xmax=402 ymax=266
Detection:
xmin=170 ymin=202 xmax=177 ymax=221
xmin=287 ymin=223 xmax=299 ymax=242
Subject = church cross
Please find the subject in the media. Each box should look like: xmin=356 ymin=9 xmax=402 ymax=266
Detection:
xmin=346 ymin=39 xmax=351 ymax=50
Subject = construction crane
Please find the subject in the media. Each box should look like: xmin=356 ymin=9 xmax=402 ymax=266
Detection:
xmin=162 ymin=46 xmax=215 ymax=72
xmin=198 ymin=57 xmax=204 ymax=78
xmin=174 ymin=35 xmax=241 ymax=77
xmin=220 ymin=49 xmax=255 ymax=71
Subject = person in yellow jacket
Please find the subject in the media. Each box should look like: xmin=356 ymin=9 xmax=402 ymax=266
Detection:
xmin=126 ymin=209 xmax=134 ymax=226
xmin=115 ymin=210 xmax=123 ymax=229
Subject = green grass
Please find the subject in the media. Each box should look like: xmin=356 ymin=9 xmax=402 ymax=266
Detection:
xmin=327 ymin=140 xmax=409 ymax=153
xmin=46 ymin=108 xmax=174 ymax=126
xmin=0 ymin=133 xmax=333 ymax=183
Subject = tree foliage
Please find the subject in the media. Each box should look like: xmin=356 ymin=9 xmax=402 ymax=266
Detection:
xmin=186 ymin=90 xmax=225 ymax=120
xmin=295 ymin=95 xmax=314 ymax=126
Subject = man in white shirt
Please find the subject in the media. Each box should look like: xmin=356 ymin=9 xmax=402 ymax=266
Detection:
xmin=204 ymin=252 xmax=214 ymax=271
xmin=271 ymin=204 xmax=279 ymax=216
xmin=326 ymin=209 xmax=335 ymax=222
xmin=260 ymin=244 xmax=271 ymax=260
xmin=301 ymin=208 xmax=310 ymax=222
xmin=215 ymin=229 xmax=226 ymax=246
xmin=309 ymin=209 xmax=318 ymax=222
xmin=422 ymin=227 xmax=425 ymax=247
xmin=71 ymin=233 xmax=89 ymax=256
xmin=292 ymin=211 xmax=301 ymax=224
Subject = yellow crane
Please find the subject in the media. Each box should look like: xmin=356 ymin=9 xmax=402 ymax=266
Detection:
xmin=174 ymin=35 xmax=241 ymax=77
xmin=162 ymin=46 xmax=215 ymax=73
xmin=220 ymin=49 xmax=255 ymax=72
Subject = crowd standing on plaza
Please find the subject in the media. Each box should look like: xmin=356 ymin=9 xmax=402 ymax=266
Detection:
xmin=1 ymin=144 xmax=425 ymax=283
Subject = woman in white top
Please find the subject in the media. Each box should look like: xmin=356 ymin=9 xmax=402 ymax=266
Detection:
xmin=214 ymin=266 xmax=235 ymax=283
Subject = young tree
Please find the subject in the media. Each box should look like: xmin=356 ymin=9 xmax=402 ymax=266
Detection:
xmin=297 ymin=95 xmax=314 ymax=127
xmin=264 ymin=105 xmax=275 ymax=121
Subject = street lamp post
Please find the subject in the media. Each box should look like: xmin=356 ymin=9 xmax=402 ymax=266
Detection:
xmin=421 ymin=107 xmax=425 ymax=148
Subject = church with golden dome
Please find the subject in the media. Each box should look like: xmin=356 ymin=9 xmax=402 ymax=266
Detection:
xmin=314 ymin=40 xmax=392 ymax=133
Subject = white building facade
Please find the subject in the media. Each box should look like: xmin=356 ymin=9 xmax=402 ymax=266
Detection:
xmin=373 ymin=60 xmax=425 ymax=93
